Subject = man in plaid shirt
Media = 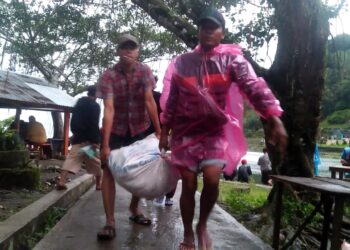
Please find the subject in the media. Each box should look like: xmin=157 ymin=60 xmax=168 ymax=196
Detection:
xmin=96 ymin=34 xmax=161 ymax=240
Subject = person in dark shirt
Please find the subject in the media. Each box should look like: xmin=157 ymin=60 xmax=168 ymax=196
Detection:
xmin=237 ymin=159 xmax=252 ymax=183
xmin=223 ymin=169 xmax=237 ymax=181
xmin=56 ymin=85 xmax=102 ymax=190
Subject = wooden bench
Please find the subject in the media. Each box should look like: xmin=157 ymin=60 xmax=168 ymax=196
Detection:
xmin=271 ymin=175 xmax=350 ymax=250
xmin=329 ymin=166 xmax=350 ymax=180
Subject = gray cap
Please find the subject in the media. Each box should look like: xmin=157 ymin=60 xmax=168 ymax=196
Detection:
xmin=117 ymin=34 xmax=139 ymax=49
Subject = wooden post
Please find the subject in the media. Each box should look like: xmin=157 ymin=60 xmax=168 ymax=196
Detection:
xmin=320 ymin=194 xmax=333 ymax=250
xmin=14 ymin=108 xmax=21 ymax=132
xmin=331 ymin=170 xmax=336 ymax=179
xmin=331 ymin=196 xmax=345 ymax=250
xmin=273 ymin=182 xmax=283 ymax=250
xmin=63 ymin=111 xmax=70 ymax=156
xmin=339 ymin=171 xmax=344 ymax=180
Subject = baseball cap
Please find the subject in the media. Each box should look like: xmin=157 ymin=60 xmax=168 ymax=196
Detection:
xmin=198 ymin=8 xmax=225 ymax=29
xmin=117 ymin=34 xmax=139 ymax=49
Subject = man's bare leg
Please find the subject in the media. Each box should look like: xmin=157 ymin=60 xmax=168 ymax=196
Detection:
xmin=179 ymin=168 xmax=197 ymax=249
xmin=101 ymin=167 xmax=116 ymax=227
xmin=129 ymin=195 xmax=140 ymax=215
xmin=57 ymin=170 xmax=69 ymax=188
xmin=197 ymin=165 xmax=221 ymax=250
xmin=95 ymin=175 xmax=102 ymax=190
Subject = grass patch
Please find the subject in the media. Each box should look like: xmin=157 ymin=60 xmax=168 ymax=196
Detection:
xmin=246 ymin=137 xmax=265 ymax=152
xmin=197 ymin=178 xmax=270 ymax=215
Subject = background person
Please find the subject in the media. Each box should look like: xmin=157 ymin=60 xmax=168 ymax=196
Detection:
xmin=56 ymin=86 xmax=102 ymax=190
xmin=341 ymin=141 xmax=350 ymax=166
xmin=257 ymin=148 xmax=272 ymax=184
xmin=313 ymin=143 xmax=321 ymax=176
xmin=237 ymin=159 xmax=252 ymax=183
xmin=223 ymin=169 xmax=236 ymax=181
xmin=96 ymin=33 xmax=161 ymax=240
xmin=25 ymin=115 xmax=47 ymax=144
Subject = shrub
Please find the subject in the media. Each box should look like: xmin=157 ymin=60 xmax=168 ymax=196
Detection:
xmin=0 ymin=117 xmax=25 ymax=151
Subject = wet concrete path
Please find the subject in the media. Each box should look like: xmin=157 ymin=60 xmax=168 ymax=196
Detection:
xmin=34 ymin=182 xmax=272 ymax=250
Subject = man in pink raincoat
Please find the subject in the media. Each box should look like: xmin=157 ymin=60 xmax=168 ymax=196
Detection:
xmin=159 ymin=8 xmax=288 ymax=250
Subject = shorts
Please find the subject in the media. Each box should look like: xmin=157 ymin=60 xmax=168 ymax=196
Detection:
xmin=171 ymin=130 xmax=227 ymax=173
xmin=61 ymin=143 xmax=101 ymax=177
xmin=109 ymin=128 xmax=153 ymax=150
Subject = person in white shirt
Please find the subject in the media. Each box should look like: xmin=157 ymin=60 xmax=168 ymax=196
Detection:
xmin=257 ymin=148 xmax=272 ymax=185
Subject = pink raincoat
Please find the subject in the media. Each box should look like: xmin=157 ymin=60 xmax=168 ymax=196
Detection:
xmin=160 ymin=44 xmax=282 ymax=175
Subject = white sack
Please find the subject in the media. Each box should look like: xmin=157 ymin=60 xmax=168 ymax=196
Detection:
xmin=108 ymin=134 xmax=179 ymax=199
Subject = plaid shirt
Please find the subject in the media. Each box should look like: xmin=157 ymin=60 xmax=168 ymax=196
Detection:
xmin=97 ymin=62 xmax=155 ymax=137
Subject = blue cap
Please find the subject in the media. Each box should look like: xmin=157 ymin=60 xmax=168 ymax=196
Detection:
xmin=198 ymin=8 xmax=225 ymax=29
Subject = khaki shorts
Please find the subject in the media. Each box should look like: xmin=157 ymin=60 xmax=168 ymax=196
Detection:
xmin=62 ymin=143 xmax=101 ymax=177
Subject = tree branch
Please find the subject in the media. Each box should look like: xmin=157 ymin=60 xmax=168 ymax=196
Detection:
xmin=327 ymin=0 xmax=347 ymax=18
xmin=130 ymin=0 xmax=198 ymax=49
xmin=131 ymin=0 xmax=267 ymax=75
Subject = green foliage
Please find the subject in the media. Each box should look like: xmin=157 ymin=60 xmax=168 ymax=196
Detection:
xmin=322 ymin=35 xmax=350 ymax=119
xmin=243 ymin=105 xmax=264 ymax=138
xmin=24 ymin=206 xmax=66 ymax=249
xmin=281 ymin=197 xmax=322 ymax=227
xmin=326 ymin=109 xmax=350 ymax=125
xmin=224 ymin=185 xmax=268 ymax=214
xmin=321 ymin=109 xmax=350 ymax=128
xmin=328 ymin=34 xmax=350 ymax=52
xmin=0 ymin=117 xmax=25 ymax=151
xmin=197 ymin=179 xmax=269 ymax=214
xmin=0 ymin=116 xmax=14 ymax=131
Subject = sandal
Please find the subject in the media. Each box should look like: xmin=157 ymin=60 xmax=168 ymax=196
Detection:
xmin=129 ymin=214 xmax=152 ymax=226
xmin=97 ymin=225 xmax=116 ymax=240
xmin=179 ymin=242 xmax=195 ymax=250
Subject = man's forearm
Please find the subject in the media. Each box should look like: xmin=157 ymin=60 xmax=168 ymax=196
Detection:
xmin=102 ymin=111 xmax=113 ymax=147
xmin=146 ymin=100 xmax=161 ymax=134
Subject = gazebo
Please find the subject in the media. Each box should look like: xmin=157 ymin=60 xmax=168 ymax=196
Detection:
xmin=0 ymin=70 xmax=76 ymax=156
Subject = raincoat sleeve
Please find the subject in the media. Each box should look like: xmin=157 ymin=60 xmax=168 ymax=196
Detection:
xmin=230 ymin=55 xmax=283 ymax=119
xmin=161 ymin=76 xmax=179 ymax=127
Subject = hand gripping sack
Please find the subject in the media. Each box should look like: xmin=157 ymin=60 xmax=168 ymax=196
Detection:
xmin=108 ymin=134 xmax=179 ymax=199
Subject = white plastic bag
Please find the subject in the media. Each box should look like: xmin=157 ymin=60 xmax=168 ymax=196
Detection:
xmin=342 ymin=240 xmax=350 ymax=250
xmin=108 ymin=134 xmax=179 ymax=199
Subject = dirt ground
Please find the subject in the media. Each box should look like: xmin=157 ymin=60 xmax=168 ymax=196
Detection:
xmin=0 ymin=159 xmax=85 ymax=221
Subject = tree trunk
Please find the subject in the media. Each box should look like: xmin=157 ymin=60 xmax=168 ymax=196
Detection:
xmin=51 ymin=111 xmax=64 ymax=139
xmin=266 ymin=0 xmax=329 ymax=177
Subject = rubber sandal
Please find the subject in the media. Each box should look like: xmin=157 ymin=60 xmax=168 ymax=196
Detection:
xmin=97 ymin=225 xmax=116 ymax=240
xmin=129 ymin=214 xmax=152 ymax=226
xmin=179 ymin=242 xmax=195 ymax=250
